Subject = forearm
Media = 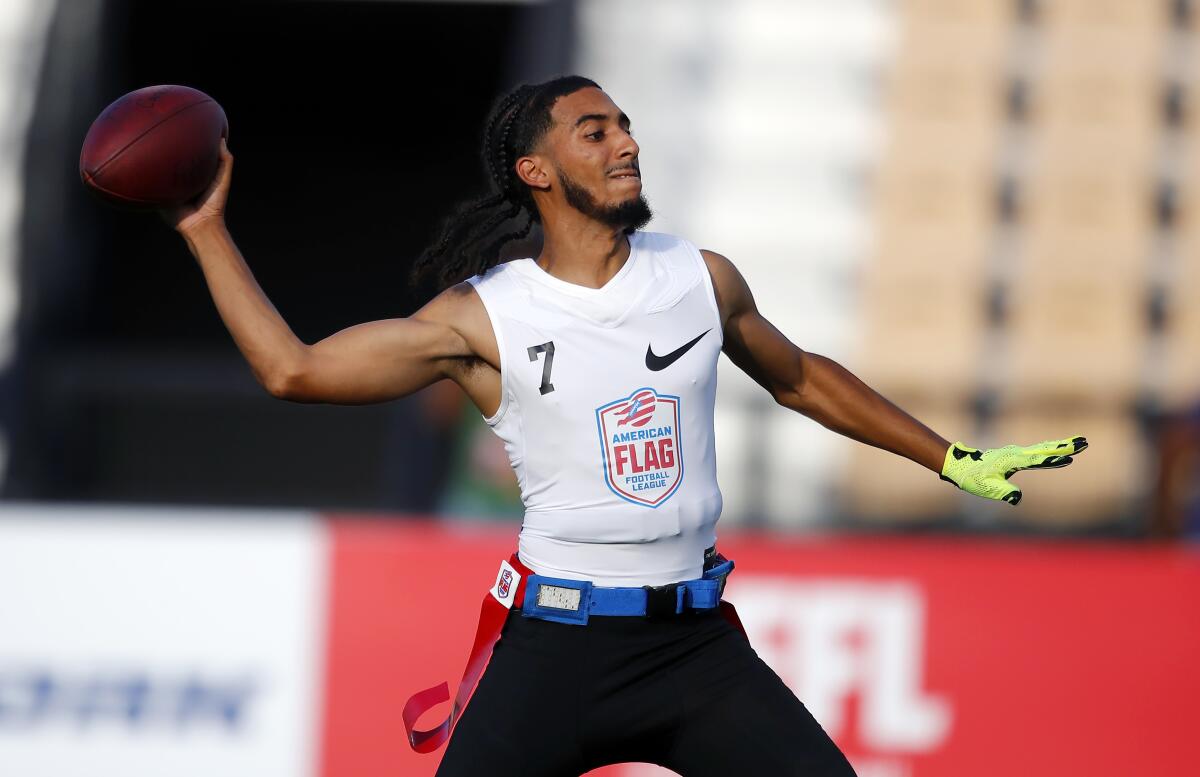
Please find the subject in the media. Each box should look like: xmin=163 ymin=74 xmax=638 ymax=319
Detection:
xmin=180 ymin=220 xmax=307 ymax=394
xmin=780 ymin=352 xmax=949 ymax=472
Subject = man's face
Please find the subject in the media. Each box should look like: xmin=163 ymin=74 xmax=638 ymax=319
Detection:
xmin=543 ymin=87 xmax=651 ymax=230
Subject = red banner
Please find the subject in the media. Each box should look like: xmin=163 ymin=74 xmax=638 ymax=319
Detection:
xmin=319 ymin=521 xmax=1200 ymax=777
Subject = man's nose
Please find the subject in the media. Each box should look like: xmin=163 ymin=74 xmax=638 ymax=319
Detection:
xmin=617 ymin=130 xmax=639 ymax=159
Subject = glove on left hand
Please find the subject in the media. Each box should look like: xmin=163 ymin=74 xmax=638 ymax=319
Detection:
xmin=939 ymin=436 xmax=1089 ymax=505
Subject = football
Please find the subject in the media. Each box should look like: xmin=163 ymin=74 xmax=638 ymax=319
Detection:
xmin=79 ymin=84 xmax=228 ymax=209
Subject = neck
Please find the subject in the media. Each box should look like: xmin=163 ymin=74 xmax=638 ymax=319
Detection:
xmin=536 ymin=210 xmax=632 ymax=289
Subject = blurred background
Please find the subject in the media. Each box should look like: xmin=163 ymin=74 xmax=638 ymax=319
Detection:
xmin=0 ymin=1 xmax=1197 ymax=776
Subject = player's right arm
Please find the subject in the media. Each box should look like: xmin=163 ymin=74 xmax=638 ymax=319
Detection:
xmin=167 ymin=140 xmax=491 ymax=406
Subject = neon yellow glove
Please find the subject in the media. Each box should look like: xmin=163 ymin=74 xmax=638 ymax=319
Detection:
xmin=939 ymin=436 xmax=1088 ymax=505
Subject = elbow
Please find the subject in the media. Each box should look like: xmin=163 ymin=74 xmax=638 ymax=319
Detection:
xmin=772 ymin=384 xmax=804 ymax=412
xmin=261 ymin=354 xmax=311 ymax=402
xmin=770 ymin=364 xmax=808 ymax=410
xmin=773 ymin=351 xmax=819 ymax=412
xmin=263 ymin=372 xmax=300 ymax=401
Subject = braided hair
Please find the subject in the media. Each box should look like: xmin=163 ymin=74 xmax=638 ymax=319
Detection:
xmin=409 ymin=76 xmax=600 ymax=297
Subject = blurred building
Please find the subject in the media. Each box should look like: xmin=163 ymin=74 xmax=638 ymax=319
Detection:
xmin=578 ymin=0 xmax=891 ymax=529
xmin=580 ymin=0 xmax=1200 ymax=535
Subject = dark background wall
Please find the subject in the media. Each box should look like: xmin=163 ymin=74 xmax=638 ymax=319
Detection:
xmin=7 ymin=0 xmax=572 ymax=509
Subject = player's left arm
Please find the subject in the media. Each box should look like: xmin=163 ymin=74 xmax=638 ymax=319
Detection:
xmin=700 ymin=249 xmax=1087 ymax=505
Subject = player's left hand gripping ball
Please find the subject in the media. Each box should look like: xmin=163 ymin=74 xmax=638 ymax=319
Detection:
xmin=938 ymin=436 xmax=1088 ymax=505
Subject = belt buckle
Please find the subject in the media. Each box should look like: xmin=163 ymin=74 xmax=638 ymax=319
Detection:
xmin=643 ymin=583 xmax=680 ymax=619
xmin=522 ymin=575 xmax=592 ymax=625
xmin=703 ymin=551 xmax=734 ymax=597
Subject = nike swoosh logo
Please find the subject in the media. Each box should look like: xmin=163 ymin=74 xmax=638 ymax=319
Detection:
xmin=646 ymin=329 xmax=711 ymax=371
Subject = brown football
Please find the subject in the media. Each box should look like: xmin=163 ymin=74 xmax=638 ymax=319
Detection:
xmin=79 ymin=84 xmax=228 ymax=209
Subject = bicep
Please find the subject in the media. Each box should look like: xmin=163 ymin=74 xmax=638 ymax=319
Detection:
xmin=723 ymin=304 xmax=808 ymax=404
xmin=285 ymin=284 xmax=479 ymax=405
xmin=701 ymin=249 xmax=806 ymax=403
xmin=294 ymin=315 xmax=468 ymax=404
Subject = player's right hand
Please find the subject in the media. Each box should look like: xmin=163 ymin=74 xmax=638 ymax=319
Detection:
xmin=939 ymin=436 xmax=1089 ymax=505
xmin=164 ymin=137 xmax=233 ymax=235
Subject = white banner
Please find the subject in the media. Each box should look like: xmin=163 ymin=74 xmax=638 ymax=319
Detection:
xmin=0 ymin=505 xmax=326 ymax=777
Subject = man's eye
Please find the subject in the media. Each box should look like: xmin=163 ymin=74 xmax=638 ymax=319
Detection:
xmin=587 ymin=131 xmax=604 ymax=141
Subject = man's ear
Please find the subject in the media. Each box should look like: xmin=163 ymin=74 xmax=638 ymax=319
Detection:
xmin=516 ymin=155 xmax=551 ymax=191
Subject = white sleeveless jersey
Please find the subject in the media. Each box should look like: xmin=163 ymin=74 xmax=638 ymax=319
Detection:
xmin=466 ymin=231 xmax=724 ymax=586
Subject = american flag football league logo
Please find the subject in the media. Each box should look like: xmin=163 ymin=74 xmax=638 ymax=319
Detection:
xmin=595 ymin=387 xmax=683 ymax=507
xmin=489 ymin=560 xmax=521 ymax=609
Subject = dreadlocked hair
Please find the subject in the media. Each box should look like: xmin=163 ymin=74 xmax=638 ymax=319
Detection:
xmin=409 ymin=75 xmax=600 ymax=297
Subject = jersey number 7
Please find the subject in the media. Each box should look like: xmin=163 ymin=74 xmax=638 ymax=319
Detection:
xmin=527 ymin=341 xmax=556 ymax=395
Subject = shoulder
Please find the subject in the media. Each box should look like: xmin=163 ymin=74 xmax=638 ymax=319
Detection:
xmin=413 ymin=278 xmax=484 ymax=321
xmin=632 ymin=231 xmax=708 ymax=267
xmin=465 ymin=256 xmax=523 ymax=291
xmin=633 ymin=230 xmax=727 ymax=276
xmin=416 ymin=257 xmax=525 ymax=328
xmin=631 ymin=234 xmax=752 ymax=324
xmin=697 ymin=249 xmax=755 ymax=327
xmin=698 ymin=248 xmax=736 ymax=280
xmin=634 ymin=231 xmax=708 ymax=284
xmin=411 ymin=279 xmax=498 ymax=365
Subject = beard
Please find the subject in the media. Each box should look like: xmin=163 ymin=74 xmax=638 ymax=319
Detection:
xmin=558 ymin=170 xmax=653 ymax=234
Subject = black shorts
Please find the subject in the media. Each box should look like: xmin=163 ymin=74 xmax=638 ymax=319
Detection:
xmin=436 ymin=606 xmax=857 ymax=777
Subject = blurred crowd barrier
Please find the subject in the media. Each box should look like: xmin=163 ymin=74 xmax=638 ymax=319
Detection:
xmin=1 ymin=507 xmax=1196 ymax=777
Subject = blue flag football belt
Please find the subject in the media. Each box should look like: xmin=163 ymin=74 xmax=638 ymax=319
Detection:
xmin=402 ymin=548 xmax=743 ymax=754
xmin=521 ymin=556 xmax=735 ymax=625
